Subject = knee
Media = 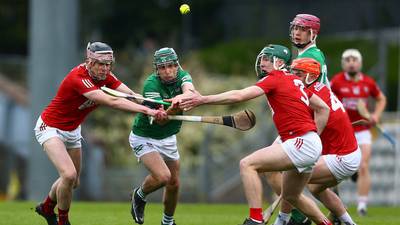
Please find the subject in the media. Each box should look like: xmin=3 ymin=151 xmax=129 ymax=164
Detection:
xmin=166 ymin=177 xmax=180 ymax=191
xmin=282 ymin=193 xmax=300 ymax=205
xmin=61 ymin=170 xmax=78 ymax=186
xmin=358 ymin=163 xmax=369 ymax=174
xmin=155 ymin=171 xmax=172 ymax=185
xmin=73 ymin=177 xmax=80 ymax=189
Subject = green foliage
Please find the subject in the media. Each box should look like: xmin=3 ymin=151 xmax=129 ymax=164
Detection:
xmin=197 ymin=39 xmax=291 ymax=75
xmin=2 ymin=201 xmax=400 ymax=225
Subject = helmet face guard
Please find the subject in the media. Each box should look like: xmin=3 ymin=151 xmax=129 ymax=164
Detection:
xmin=86 ymin=42 xmax=114 ymax=64
xmin=86 ymin=42 xmax=114 ymax=80
xmin=289 ymin=14 xmax=320 ymax=48
xmin=291 ymin=58 xmax=321 ymax=85
xmin=255 ymin=44 xmax=291 ymax=79
xmin=153 ymin=47 xmax=180 ymax=85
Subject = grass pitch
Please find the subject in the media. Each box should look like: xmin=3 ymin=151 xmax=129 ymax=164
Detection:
xmin=0 ymin=201 xmax=399 ymax=225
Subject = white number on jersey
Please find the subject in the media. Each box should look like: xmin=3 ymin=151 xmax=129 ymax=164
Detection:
xmin=329 ymin=91 xmax=345 ymax=112
xmin=293 ymin=79 xmax=310 ymax=106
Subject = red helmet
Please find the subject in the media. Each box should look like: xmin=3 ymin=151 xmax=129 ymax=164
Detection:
xmin=291 ymin=57 xmax=321 ymax=84
xmin=290 ymin=14 xmax=320 ymax=34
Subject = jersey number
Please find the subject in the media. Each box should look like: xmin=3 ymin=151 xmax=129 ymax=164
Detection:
xmin=293 ymin=79 xmax=310 ymax=106
xmin=329 ymin=91 xmax=345 ymax=112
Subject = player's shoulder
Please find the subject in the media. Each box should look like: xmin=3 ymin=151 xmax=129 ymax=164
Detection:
xmin=177 ymin=68 xmax=192 ymax=82
xmin=361 ymin=73 xmax=377 ymax=83
xmin=66 ymin=64 xmax=89 ymax=81
xmin=330 ymin=72 xmax=345 ymax=82
xmin=300 ymin=46 xmax=325 ymax=62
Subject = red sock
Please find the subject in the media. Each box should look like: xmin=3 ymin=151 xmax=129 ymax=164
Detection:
xmin=43 ymin=196 xmax=57 ymax=215
xmin=317 ymin=219 xmax=332 ymax=225
xmin=58 ymin=208 xmax=69 ymax=225
xmin=249 ymin=208 xmax=263 ymax=222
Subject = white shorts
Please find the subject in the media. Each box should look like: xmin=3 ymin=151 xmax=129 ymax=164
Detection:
xmin=281 ymin=131 xmax=322 ymax=173
xmin=355 ymin=130 xmax=372 ymax=145
xmin=323 ymin=147 xmax=362 ymax=182
xmin=34 ymin=117 xmax=82 ymax=149
xmin=129 ymin=132 xmax=179 ymax=161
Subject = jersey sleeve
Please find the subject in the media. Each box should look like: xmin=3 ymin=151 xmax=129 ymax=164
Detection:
xmin=71 ymin=76 xmax=99 ymax=95
xmin=105 ymin=72 xmax=122 ymax=89
xmin=177 ymin=69 xmax=193 ymax=86
xmin=369 ymin=78 xmax=381 ymax=98
xmin=255 ymin=74 xmax=276 ymax=94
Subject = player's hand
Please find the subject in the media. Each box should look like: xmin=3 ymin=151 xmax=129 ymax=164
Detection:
xmin=369 ymin=113 xmax=379 ymax=125
xmin=177 ymin=90 xmax=204 ymax=111
xmin=152 ymin=107 xmax=168 ymax=121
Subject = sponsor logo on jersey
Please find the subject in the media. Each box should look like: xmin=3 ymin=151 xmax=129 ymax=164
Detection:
xmin=341 ymin=97 xmax=359 ymax=110
xmin=340 ymin=87 xmax=350 ymax=93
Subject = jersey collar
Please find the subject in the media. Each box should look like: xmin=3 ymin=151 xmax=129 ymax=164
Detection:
xmin=344 ymin=72 xmax=363 ymax=81
xmin=298 ymin=43 xmax=316 ymax=56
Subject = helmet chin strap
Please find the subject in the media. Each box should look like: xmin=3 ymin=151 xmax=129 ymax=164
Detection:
xmin=293 ymin=30 xmax=317 ymax=49
xmin=272 ymin=57 xmax=285 ymax=70
xmin=305 ymin=73 xmax=317 ymax=85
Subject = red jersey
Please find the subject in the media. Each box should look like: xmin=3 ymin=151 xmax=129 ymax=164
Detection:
xmin=330 ymin=72 xmax=381 ymax=132
xmin=309 ymin=82 xmax=358 ymax=155
xmin=41 ymin=64 xmax=122 ymax=131
xmin=256 ymin=70 xmax=317 ymax=141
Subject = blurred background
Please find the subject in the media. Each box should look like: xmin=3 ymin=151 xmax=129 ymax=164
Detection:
xmin=0 ymin=0 xmax=399 ymax=206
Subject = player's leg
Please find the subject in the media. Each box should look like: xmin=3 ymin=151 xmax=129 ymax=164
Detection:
xmin=281 ymin=170 xmax=330 ymax=225
xmin=240 ymin=143 xmax=297 ymax=224
xmin=357 ymin=143 xmax=371 ymax=216
xmin=43 ymin=137 xmax=78 ymax=225
xmin=132 ymin=151 xmax=171 ymax=224
xmin=162 ymin=159 xmax=180 ymax=225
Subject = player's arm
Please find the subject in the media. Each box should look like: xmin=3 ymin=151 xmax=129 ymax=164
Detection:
xmin=114 ymin=83 xmax=145 ymax=104
xmin=179 ymin=85 xmax=264 ymax=110
xmin=371 ymin=92 xmax=387 ymax=123
xmin=309 ymin=93 xmax=330 ymax=134
xmin=83 ymin=89 xmax=165 ymax=118
xmin=167 ymin=82 xmax=195 ymax=115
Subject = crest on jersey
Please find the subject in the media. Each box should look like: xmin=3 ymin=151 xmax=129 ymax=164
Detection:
xmin=352 ymin=86 xmax=360 ymax=95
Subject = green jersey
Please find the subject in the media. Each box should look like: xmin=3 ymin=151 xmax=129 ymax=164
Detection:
xmin=297 ymin=44 xmax=329 ymax=87
xmin=132 ymin=68 xmax=193 ymax=139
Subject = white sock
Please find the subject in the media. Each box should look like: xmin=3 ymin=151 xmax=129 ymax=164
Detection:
xmin=357 ymin=196 xmax=368 ymax=210
xmin=339 ymin=212 xmax=355 ymax=224
xmin=162 ymin=213 xmax=174 ymax=225
xmin=273 ymin=211 xmax=290 ymax=225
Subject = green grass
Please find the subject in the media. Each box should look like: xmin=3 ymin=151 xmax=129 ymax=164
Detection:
xmin=0 ymin=201 xmax=399 ymax=225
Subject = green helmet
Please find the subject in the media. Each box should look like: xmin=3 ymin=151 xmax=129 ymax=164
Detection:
xmin=154 ymin=47 xmax=179 ymax=67
xmin=255 ymin=44 xmax=292 ymax=79
xmin=153 ymin=47 xmax=180 ymax=84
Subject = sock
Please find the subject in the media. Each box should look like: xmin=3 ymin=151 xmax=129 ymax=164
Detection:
xmin=58 ymin=208 xmax=69 ymax=225
xmin=136 ymin=186 xmax=147 ymax=200
xmin=339 ymin=212 xmax=355 ymax=224
xmin=357 ymin=196 xmax=368 ymax=209
xmin=317 ymin=219 xmax=332 ymax=225
xmin=273 ymin=211 xmax=290 ymax=225
xmin=161 ymin=213 xmax=174 ymax=225
xmin=291 ymin=208 xmax=308 ymax=222
xmin=43 ymin=195 xmax=57 ymax=215
xmin=249 ymin=208 xmax=263 ymax=223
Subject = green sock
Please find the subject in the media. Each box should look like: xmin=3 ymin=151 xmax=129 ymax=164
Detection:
xmin=291 ymin=209 xmax=308 ymax=222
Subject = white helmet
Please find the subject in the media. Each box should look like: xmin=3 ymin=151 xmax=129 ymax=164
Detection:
xmin=341 ymin=49 xmax=362 ymax=62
